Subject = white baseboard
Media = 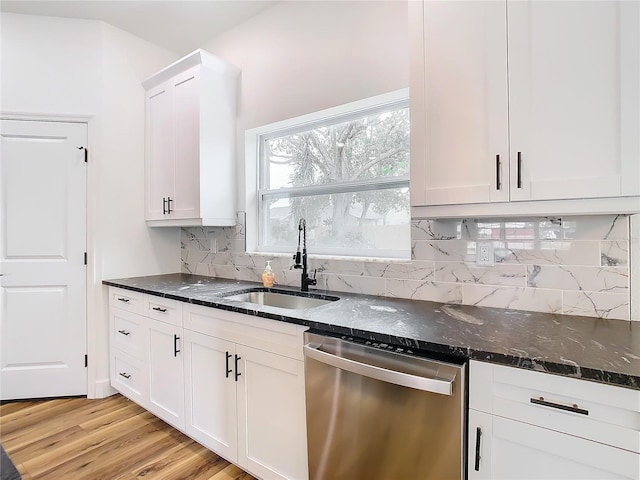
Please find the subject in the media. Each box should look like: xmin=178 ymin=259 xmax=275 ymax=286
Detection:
xmin=89 ymin=378 xmax=117 ymax=399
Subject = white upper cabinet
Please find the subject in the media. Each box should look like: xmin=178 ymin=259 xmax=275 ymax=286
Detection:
xmin=411 ymin=0 xmax=510 ymax=207
xmin=410 ymin=0 xmax=640 ymax=217
xmin=143 ymin=49 xmax=239 ymax=227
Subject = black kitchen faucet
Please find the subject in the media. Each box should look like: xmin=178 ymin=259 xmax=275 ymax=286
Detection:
xmin=293 ymin=218 xmax=317 ymax=292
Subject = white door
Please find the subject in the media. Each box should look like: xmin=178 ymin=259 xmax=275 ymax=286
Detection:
xmin=184 ymin=329 xmax=237 ymax=462
xmin=508 ymin=0 xmax=640 ymax=201
xmin=236 ymin=344 xmax=308 ymax=480
xmin=0 ymin=119 xmax=87 ymax=400
xmin=146 ymin=317 xmax=185 ymax=430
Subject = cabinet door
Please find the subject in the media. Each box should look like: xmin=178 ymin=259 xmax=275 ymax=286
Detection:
xmin=145 ymin=83 xmax=175 ymax=220
xmin=411 ymin=0 xmax=509 ymax=207
xmin=183 ymin=330 xmax=238 ymax=462
xmin=508 ymin=0 xmax=640 ymax=201
xmin=172 ymin=66 xmax=201 ymax=220
xmin=236 ymin=345 xmax=308 ymax=480
xmin=146 ymin=318 xmax=185 ymax=430
xmin=468 ymin=409 xmax=493 ymax=480
xmin=491 ymin=416 xmax=639 ymax=479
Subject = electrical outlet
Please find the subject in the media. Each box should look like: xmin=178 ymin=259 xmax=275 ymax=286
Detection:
xmin=476 ymin=241 xmax=494 ymax=266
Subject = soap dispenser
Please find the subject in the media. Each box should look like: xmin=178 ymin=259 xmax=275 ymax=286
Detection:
xmin=262 ymin=260 xmax=275 ymax=288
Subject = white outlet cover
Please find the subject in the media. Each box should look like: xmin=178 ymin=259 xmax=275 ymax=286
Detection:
xmin=476 ymin=241 xmax=494 ymax=266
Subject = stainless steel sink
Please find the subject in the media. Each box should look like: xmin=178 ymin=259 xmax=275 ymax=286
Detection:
xmin=223 ymin=290 xmax=339 ymax=310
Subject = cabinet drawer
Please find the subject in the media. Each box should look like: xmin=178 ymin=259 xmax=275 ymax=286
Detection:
xmin=184 ymin=304 xmax=307 ymax=360
xmin=111 ymin=308 xmax=143 ymax=358
xmin=144 ymin=295 xmax=183 ymax=327
xmin=109 ymin=287 xmax=144 ymax=314
xmin=473 ymin=361 xmax=640 ymax=454
xmin=111 ymin=349 xmax=145 ymax=404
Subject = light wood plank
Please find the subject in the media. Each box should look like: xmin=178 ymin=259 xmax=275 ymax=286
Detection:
xmin=0 ymin=394 xmax=258 ymax=480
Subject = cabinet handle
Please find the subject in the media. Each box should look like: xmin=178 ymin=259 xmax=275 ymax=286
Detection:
xmin=496 ymin=155 xmax=502 ymax=190
xmin=225 ymin=352 xmax=232 ymax=378
xmin=117 ymin=297 xmax=130 ymax=303
xmin=162 ymin=197 xmax=167 ymax=215
xmin=474 ymin=426 xmax=482 ymax=471
xmin=517 ymin=152 xmax=522 ymax=188
xmin=119 ymin=372 xmax=131 ymax=379
xmin=117 ymin=329 xmax=130 ymax=336
xmin=234 ymin=354 xmax=241 ymax=382
xmin=152 ymin=307 xmax=167 ymax=313
xmin=530 ymin=396 xmax=589 ymax=416
xmin=174 ymin=334 xmax=181 ymax=357
xmin=167 ymin=197 xmax=173 ymax=214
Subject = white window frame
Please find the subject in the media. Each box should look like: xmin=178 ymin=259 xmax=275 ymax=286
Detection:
xmin=244 ymin=88 xmax=410 ymax=259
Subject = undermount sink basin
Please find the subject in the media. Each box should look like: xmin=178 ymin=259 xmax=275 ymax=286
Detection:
xmin=223 ymin=289 xmax=339 ymax=310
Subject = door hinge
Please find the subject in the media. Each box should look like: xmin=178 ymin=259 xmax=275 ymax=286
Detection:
xmin=84 ymin=354 xmax=88 ymax=368
xmin=77 ymin=146 xmax=88 ymax=163
xmin=84 ymin=252 xmax=87 ymax=265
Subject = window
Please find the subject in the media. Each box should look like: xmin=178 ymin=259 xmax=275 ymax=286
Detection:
xmin=245 ymin=89 xmax=410 ymax=259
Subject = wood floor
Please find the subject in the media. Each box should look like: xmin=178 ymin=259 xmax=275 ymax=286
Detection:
xmin=0 ymin=394 xmax=257 ymax=480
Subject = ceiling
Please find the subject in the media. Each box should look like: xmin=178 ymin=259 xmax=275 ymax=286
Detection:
xmin=0 ymin=1 xmax=279 ymax=55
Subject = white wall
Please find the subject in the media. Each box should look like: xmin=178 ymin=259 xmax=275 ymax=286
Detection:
xmin=200 ymin=0 xmax=409 ymax=209
xmin=1 ymin=13 xmax=180 ymax=397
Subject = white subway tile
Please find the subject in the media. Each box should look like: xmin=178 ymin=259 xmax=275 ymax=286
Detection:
xmin=435 ymin=262 xmax=527 ymax=287
xmin=562 ymin=215 xmax=629 ymax=241
xmin=562 ymin=291 xmax=630 ymax=320
xmin=413 ymin=240 xmax=473 ymax=262
xmin=324 ymin=274 xmax=386 ymax=297
xmin=600 ymin=241 xmax=629 ymax=266
xmin=386 ymin=279 xmax=462 ymax=303
xmin=495 ymin=240 xmax=600 ymax=266
xmin=411 ymin=219 xmax=460 ymax=240
xmin=462 ymin=285 xmax=562 ymax=314
xmin=527 ymin=265 xmax=628 ymax=292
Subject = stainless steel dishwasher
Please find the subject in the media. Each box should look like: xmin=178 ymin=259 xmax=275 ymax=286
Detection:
xmin=303 ymin=332 xmax=466 ymax=480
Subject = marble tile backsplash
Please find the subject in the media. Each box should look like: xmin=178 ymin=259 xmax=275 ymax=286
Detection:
xmin=181 ymin=213 xmax=633 ymax=321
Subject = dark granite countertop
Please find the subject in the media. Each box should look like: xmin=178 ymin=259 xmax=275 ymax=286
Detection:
xmin=103 ymin=273 xmax=640 ymax=390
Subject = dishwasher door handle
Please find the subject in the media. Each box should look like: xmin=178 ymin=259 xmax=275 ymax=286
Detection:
xmin=303 ymin=344 xmax=455 ymax=396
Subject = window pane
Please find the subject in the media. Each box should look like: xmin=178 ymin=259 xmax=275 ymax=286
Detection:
xmin=263 ymin=187 xmax=410 ymax=257
xmin=265 ymin=107 xmax=409 ymax=189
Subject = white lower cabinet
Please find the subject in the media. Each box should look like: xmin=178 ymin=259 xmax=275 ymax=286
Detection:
xmin=183 ymin=318 xmax=308 ymax=480
xmin=184 ymin=330 xmax=238 ymax=460
xmin=108 ymin=287 xmax=309 ymax=480
xmin=146 ymin=317 xmax=185 ymax=431
xmin=236 ymin=344 xmax=307 ymax=480
xmin=469 ymin=361 xmax=640 ymax=480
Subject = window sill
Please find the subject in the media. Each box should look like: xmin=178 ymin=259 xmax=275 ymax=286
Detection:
xmin=246 ymin=251 xmax=412 ymax=264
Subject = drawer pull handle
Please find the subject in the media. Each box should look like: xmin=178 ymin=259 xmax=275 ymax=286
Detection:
xmin=117 ymin=297 xmax=130 ymax=303
xmin=226 ymin=352 xmax=232 ymax=378
xmin=530 ymin=396 xmax=589 ymax=416
xmin=119 ymin=372 xmax=131 ymax=379
xmin=152 ymin=307 xmax=168 ymax=313
xmin=174 ymin=334 xmax=181 ymax=357
xmin=474 ymin=426 xmax=482 ymax=471
xmin=235 ymin=355 xmax=241 ymax=382
xmin=117 ymin=329 xmax=130 ymax=336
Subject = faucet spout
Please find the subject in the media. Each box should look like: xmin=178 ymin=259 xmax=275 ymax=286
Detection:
xmin=293 ymin=218 xmax=317 ymax=292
